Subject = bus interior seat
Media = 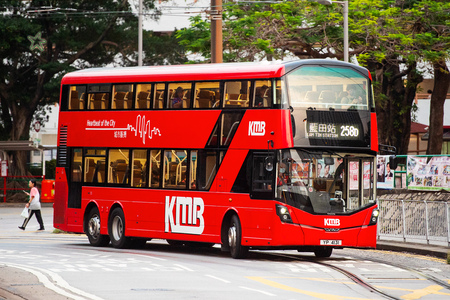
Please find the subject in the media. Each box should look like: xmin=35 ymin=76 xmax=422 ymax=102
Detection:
xmin=319 ymin=90 xmax=336 ymax=103
xmin=70 ymin=91 xmax=79 ymax=110
xmin=197 ymin=90 xmax=213 ymax=108
xmin=94 ymin=160 xmax=106 ymax=183
xmin=305 ymin=91 xmax=320 ymax=102
xmin=137 ymin=91 xmax=149 ymax=109
xmin=124 ymin=92 xmax=133 ymax=109
xmin=85 ymin=159 xmax=96 ymax=182
xmin=113 ymin=92 xmax=126 ymax=109
xmin=72 ymin=162 xmax=82 ymax=181
xmin=115 ymin=162 xmax=128 ymax=184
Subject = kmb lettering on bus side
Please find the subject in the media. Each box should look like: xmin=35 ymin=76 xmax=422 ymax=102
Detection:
xmin=324 ymin=218 xmax=340 ymax=226
xmin=248 ymin=121 xmax=266 ymax=136
xmin=165 ymin=196 xmax=205 ymax=235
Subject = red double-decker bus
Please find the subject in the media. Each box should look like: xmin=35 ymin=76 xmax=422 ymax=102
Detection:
xmin=54 ymin=60 xmax=379 ymax=258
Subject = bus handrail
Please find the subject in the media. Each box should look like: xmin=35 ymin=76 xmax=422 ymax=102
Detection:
xmin=224 ymin=121 xmax=240 ymax=146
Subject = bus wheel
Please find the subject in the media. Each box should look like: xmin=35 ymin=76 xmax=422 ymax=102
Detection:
xmin=228 ymin=215 xmax=248 ymax=259
xmin=108 ymin=208 xmax=131 ymax=249
xmin=314 ymin=246 xmax=333 ymax=258
xmin=86 ymin=207 xmax=110 ymax=247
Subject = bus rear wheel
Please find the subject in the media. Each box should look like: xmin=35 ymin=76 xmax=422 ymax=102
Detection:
xmin=108 ymin=207 xmax=131 ymax=249
xmin=228 ymin=215 xmax=248 ymax=259
xmin=85 ymin=207 xmax=110 ymax=247
xmin=314 ymin=246 xmax=333 ymax=258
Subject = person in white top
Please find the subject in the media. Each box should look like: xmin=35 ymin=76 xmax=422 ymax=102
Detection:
xmin=19 ymin=179 xmax=45 ymax=231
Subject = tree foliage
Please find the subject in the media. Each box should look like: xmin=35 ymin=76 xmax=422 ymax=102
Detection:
xmin=0 ymin=0 xmax=186 ymax=175
xmin=177 ymin=0 xmax=450 ymax=154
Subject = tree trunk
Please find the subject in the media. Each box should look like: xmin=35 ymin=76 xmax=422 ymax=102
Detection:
xmin=427 ymin=61 xmax=450 ymax=155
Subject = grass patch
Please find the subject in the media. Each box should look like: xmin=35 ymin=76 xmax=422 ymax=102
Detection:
xmin=52 ymin=228 xmax=67 ymax=234
xmin=447 ymin=252 xmax=450 ymax=264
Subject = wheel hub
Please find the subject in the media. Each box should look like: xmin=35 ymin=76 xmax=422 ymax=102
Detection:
xmin=88 ymin=215 xmax=100 ymax=239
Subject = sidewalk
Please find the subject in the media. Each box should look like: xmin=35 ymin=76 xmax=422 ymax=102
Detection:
xmin=377 ymin=240 xmax=449 ymax=259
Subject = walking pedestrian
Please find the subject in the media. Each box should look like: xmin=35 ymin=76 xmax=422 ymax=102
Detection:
xmin=19 ymin=179 xmax=45 ymax=231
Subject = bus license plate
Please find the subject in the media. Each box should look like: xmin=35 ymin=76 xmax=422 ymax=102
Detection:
xmin=320 ymin=240 xmax=342 ymax=246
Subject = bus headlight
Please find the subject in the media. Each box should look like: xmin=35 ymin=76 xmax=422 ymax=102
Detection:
xmin=369 ymin=208 xmax=379 ymax=225
xmin=276 ymin=204 xmax=293 ymax=223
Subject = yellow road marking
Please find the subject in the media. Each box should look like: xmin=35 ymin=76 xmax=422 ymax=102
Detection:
xmin=247 ymin=276 xmax=372 ymax=300
xmin=401 ymin=285 xmax=447 ymax=300
xmin=248 ymin=276 xmax=450 ymax=299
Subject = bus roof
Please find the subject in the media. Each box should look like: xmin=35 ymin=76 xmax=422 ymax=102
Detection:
xmin=61 ymin=60 xmax=368 ymax=85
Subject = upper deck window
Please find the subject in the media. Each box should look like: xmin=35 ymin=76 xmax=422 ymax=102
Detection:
xmin=112 ymin=84 xmax=133 ymax=109
xmin=287 ymin=66 xmax=370 ymax=110
xmin=167 ymin=83 xmax=192 ymax=109
xmin=223 ymin=81 xmax=250 ymax=108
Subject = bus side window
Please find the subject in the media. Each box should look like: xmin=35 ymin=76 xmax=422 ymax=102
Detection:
xmin=112 ymin=84 xmax=133 ymax=109
xmin=135 ymin=84 xmax=152 ymax=109
xmin=163 ymin=150 xmax=187 ymax=189
xmin=69 ymin=86 xmax=86 ymax=110
xmin=153 ymin=83 xmax=165 ymax=109
xmin=254 ymin=80 xmax=272 ymax=108
xmin=131 ymin=149 xmax=147 ymax=187
xmin=250 ymin=153 xmax=274 ymax=199
xmin=108 ymin=149 xmax=130 ymax=185
xmin=196 ymin=151 xmax=218 ymax=190
xmin=71 ymin=148 xmax=83 ymax=182
xmin=223 ymin=81 xmax=250 ymax=108
xmin=167 ymin=83 xmax=191 ymax=109
xmin=150 ymin=150 xmax=161 ymax=188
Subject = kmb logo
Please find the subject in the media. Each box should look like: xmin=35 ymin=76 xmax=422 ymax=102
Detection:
xmin=248 ymin=121 xmax=266 ymax=136
xmin=165 ymin=196 xmax=205 ymax=235
xmin=324 ymin=218 xmax=340 ymax=226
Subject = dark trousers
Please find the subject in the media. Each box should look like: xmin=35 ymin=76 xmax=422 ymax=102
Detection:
xmin=22 ymin=209 xmax=44 ymax=229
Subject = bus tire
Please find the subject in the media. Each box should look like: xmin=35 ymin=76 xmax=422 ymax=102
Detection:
xmin=85 ymin=207 xmax=110 ymax=247
xmin=228 ymin=215 xmax=248 ymax=259
xmin=108 ymin=207 xmax=131 ymax=249
xmin=314 ymin=246 xmax=333 ymax=258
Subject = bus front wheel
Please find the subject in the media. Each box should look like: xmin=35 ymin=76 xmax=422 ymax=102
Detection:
xmin=108 ymin=208 xmax=131 ymax=249
xmin=314 ymin=246 xmax=333 ymax=258
xmin=85 ymin=207 xmax=110 ymax=247
xmin=228 ymin=215 xmax=248 ymax=259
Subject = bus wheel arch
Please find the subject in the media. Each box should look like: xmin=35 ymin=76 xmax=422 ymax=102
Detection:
xmin=84 ymin=203 xmax=110 ymax=247
xmin=108 ymin=206 xmax=131 ymax=249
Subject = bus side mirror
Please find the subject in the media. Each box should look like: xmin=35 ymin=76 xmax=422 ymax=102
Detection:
xmin=265 ymin=156 xmax=274 ymax=172
xmin=389 ymin=156 xmax=398 ymax=170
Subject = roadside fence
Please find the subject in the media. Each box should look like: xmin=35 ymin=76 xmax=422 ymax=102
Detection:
xmin=377 ymin=198 xmax=450 ymax=247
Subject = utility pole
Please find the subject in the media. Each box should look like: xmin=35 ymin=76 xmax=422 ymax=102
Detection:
xmin=138 ymin=0 xmax=143 ymax=66
xmin=210 ymin=0 xmax=223 ymax=63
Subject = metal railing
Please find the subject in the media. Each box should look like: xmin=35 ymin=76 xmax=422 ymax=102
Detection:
xmin=377 ymin=199 xmax=450 ymax=247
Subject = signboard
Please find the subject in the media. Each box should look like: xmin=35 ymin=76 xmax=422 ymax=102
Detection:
xmin=407 ymin=156 xmax=450 ymax=191
xmin=376 ymin=155 xmax=394 ymax=189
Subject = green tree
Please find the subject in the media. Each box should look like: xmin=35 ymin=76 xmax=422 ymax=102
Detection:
xmin=0 ymin=0 xmax=186 ymax=175
xmin=177 ymin=0 xmax=450 ymax=154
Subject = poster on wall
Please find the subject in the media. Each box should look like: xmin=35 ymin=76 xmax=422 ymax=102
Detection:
xmin=377 ymin=155 xmax=394 ymax=189
xmin=407 ymin=156 xmax=450 ymax=191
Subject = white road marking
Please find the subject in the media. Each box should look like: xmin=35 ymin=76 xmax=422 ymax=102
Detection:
xmin=3 ymin=262 xmax=103 ymax=300
xmin=205 ymin=274 xmax=231 ymax=283
xmin=239 ymin=286 xmax=277 ymax=296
